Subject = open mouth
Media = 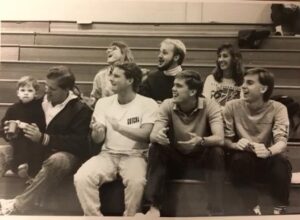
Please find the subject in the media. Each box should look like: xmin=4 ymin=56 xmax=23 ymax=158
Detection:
xmin=158 ymin=59 xmax=164 ymax=65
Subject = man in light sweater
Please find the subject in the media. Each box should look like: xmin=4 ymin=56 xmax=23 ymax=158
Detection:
xmin=139 ymin=38 xmax=186 ymax=103
xmin=223 ymin=68 xmax=292 ymax=215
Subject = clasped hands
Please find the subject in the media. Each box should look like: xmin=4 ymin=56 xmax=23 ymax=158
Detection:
xmin=154 ymin=127 xmax=201 ymax=154
xmin=235 ymin=138 xmax=272 ymax=158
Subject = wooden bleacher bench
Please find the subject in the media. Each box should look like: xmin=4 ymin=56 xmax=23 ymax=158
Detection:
xmin=2 ymin=44 xmax=300 ymax=66
xmin=1 ymin=60 xmax=300 ymax=85
xmin=2 ymin=31 xmax=300 ymax=50
xmin=1 ymin=20 xmax=273 ymax=35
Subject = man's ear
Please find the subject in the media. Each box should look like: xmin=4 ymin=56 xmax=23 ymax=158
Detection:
xmin=189 ymin=89 xmax=197 ymax=97
xmin=260 ymin=85 xmax=268 ymax=94
xmin=173 ymin=54 xmax=180 ymax=63
xmin=127 ymin=78 xmax=134 ymax=85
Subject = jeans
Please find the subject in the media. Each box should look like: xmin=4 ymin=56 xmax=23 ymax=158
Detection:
xmin=14 ymin=151 xmax=80 ymax=212
xmin=229 ymin=151 xmax=292 ymax=209
xmin=144 ymin=143 xmax=225 ymax=214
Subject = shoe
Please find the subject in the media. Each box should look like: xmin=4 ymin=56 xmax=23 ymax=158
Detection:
xmin=253 ymin=205 xmax=262 ymax=215
xmin=0 ymin=199 xmax=16 ymax=215
xmin=145 ymin=206 xmax=160 ymax=217
xmin=17 ymin=163 xmax=29 ymax=179
xmin=274 ymin=206 xmax=286 ymax=215
xmin=134 ymin=212 xmax=145 ymax=217
xmin=4 ymin=170 xmax=17 ymax=177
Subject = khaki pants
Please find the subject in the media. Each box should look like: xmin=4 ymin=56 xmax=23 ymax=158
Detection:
xmin=74 ymin=151 xmax=147 ymax=216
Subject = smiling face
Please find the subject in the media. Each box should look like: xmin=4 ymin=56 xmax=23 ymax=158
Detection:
xmin=45 ymin=78 xmax=69 ymax=106
xmin=158 ymin=42 xmax=178 ymax=71
xmin=106 ymin=45 xmax=124 ymax=65
xmin=217 ymin=49 xmax=233 ymax=72
xmin=172 ymin=78 xmax=195 ymax=104
xmin=242 ymin=74 xmax=266 ymax=103
xmin=17 ymin=84 xmax=36 ymax=103
xmin=109 ymin=67 xmax=132 ymax=93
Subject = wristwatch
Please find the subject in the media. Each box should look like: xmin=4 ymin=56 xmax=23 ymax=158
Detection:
xmin=267 ymin=148 xmax=273 ymax=157
xmin=199 ymin=137 xmax=205 ymax=146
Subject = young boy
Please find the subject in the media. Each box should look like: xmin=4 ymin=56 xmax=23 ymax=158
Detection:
xmin=0 ymin=76 xmax=45 ymax=179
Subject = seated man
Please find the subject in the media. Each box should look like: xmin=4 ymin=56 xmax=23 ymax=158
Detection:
xmin=0 ymin=66 xmax=92 ymax=215
xmin=74 ymin=63 xmax=158 ymax=216
xmin=223 ymin=68 xmax=292 ymax=215
xmin=144 ymin=70 xmax=225 ymax=217
xmin=139 ymin=38 xmax=186 ymax=103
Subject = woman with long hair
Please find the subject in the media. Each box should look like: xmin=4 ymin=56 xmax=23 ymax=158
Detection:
xmin=90 ymin=41 xmax=134 ymax=105
xmin=203 ymin=43 xmax=244 ymax=107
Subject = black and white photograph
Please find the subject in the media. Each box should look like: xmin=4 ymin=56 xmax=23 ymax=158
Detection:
xmin=0 ymin=0 xmax=300 ymax=219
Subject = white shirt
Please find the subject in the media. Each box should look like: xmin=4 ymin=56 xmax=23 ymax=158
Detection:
xmin=93 ymin=94 xmax=158 ymax=155
xmin=42 ymin=91 xmax=78 ymax=127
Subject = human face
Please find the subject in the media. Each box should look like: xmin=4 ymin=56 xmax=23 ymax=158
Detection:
xmin=17 ymin=84 xmax=36 ymax=103
xmin=45 ymin=79 xmax=69 ymax=106
xmin=106 ymin=45 xmax=124 ymax=65
xmin=172 ymin=78 xmax=193 ymax=104
xmin=110 ymin=67 xmax=131 ymax=93
xmin=242 ymin=74 xmax=266 ymax=103
xmin=217 ymin=49 xmax=232 ymax=71
xmin=158 ymin=42 xmax=177 ymax=71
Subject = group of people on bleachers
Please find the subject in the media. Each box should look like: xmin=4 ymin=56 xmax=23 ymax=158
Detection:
xmin=0 ymin=38 xmax=294 ymax=216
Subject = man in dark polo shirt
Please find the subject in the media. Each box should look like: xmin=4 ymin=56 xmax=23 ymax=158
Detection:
xmin=144 ymin=70 xmax=225 ymax=217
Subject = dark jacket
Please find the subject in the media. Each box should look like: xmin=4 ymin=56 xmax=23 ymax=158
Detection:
xmin=0 ymin=98 xmax=45 ymax=140
xmin=44 ymin=98 xmax=92 ymax=160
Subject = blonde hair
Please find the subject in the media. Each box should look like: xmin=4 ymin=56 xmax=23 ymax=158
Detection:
xmin=17 ymin=76 xmax=39 ymax=91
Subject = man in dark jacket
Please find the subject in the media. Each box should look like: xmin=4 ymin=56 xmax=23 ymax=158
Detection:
xmin=0 ymin=66 xmax=92 ymax=215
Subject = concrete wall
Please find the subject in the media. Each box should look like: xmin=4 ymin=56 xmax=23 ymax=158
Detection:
xmin=0 ymin=0 xmax=275 ymax=23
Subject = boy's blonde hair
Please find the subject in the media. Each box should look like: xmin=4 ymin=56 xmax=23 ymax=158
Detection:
xmin=17 ymin=76 xmax=39 ymax=91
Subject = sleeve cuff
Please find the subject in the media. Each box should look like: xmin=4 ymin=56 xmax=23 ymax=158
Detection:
xmin=41 ymin=133 xmax=50 ymax=146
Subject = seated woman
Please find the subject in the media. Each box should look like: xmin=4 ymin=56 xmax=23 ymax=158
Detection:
xmin=202 ymin=43 xmax=244 ymax=107
xmin=89 ymin=41 xmax=134 ymax=106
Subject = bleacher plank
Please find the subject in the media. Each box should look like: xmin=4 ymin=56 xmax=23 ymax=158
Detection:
xmin=0 ymin=45 xmax=19 ymax=61
xmin=1 ymin=61 xmax=300 ymax=86
xmin=1 ymin=32 xmax=35 ymax=45
xmin=3 ymin=32 xmax=300 ymax=50
xmin=3 ymin=45 xmax=300 ymax=66
xmin=1 ymin=21 xmax=50 ymax=32
xmin=49 ymin=21 xmax=272 ymax=35
xmin=287 ymin=145 xmax=300 ymax=172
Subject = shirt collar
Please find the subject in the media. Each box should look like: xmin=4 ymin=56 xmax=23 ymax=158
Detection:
xmin=43 ymin=91 xmax=77 ymax=108
xmin=163 ymin=65 xmax=182 ymax=76
xmin=173 ymin=97 xmax=204 ymax=115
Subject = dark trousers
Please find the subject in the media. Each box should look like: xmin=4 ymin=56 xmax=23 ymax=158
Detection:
xmin=144 ymin=143 xmax=225 ymax=213
xmin=11 ymin=137 xmax=45 ymax=177
xmin=228 ymin=151 xmax=292 ymax=209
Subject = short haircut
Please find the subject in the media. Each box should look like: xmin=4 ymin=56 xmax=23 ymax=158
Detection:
xmin=213 ymin=43 xmax=244 ymax=86
xmin=110 ymin=41 xmax=134 ymax=63
xmin=161 ymin=38 xmax=186 ymax=65
xmin=114 ymin=63 xmax=142 ymax=92
xmin=175 ymin=70 xmax=203 ymax=97
xmin=17 ymin=76 xmax=39 ymax=91
xmin=245 ymin=68 xmax=274 ymax=101
xmin=47 ymin=66 xmax=75 ymax=90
